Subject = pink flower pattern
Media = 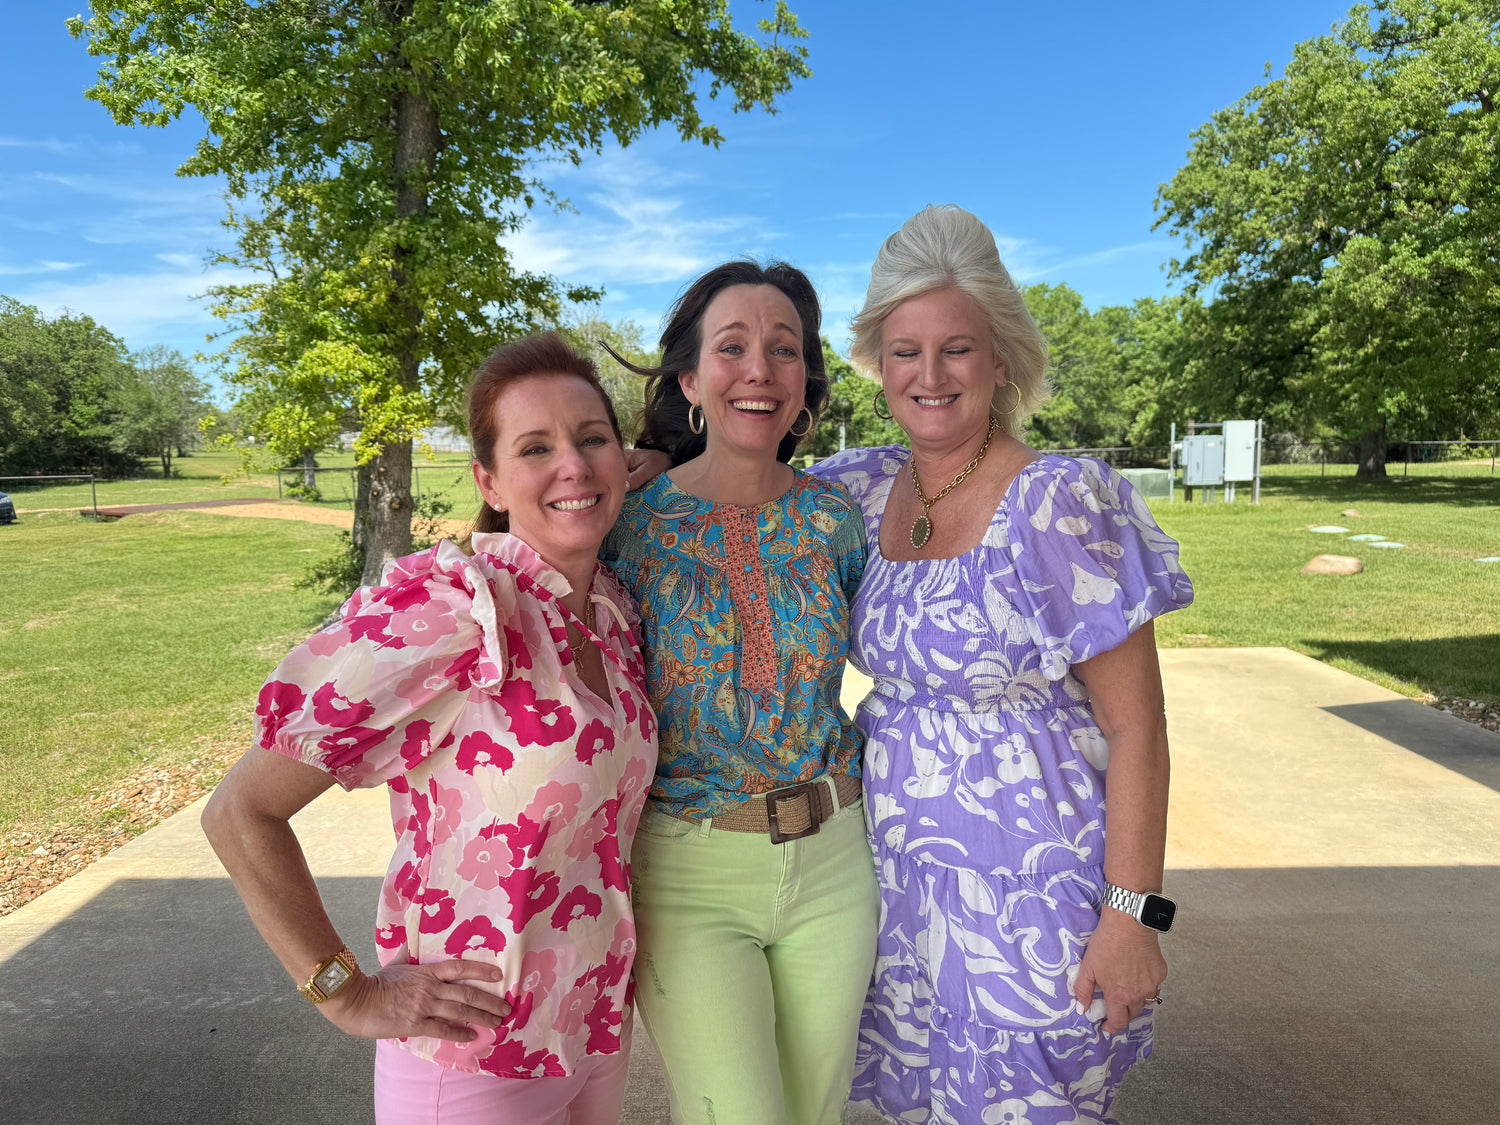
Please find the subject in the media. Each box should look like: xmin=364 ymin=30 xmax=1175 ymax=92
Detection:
xmin=253 ymin=533 xmax=656 ymax=1079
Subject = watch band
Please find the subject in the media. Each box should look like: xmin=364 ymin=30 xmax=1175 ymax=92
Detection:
xmin=1103 ymin=882 xmax=1176 ymax=932
xmin=1103 ymin=881 xmax=1149 ymax=920
xmin=297 ymin=945 xmax=359 ymax=1004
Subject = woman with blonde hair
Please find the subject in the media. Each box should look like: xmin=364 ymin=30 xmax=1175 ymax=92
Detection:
xmin=813 ymin=205 xmax=1194 ymax=1124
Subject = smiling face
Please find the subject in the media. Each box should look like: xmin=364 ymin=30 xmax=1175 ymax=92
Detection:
xmin=879 ymin=286 xmax=1006 ymax=450
xmin=679 ymin=283 xmax=808 ymax=462
xmin=471 ymin=373 xmax=627 ymax=570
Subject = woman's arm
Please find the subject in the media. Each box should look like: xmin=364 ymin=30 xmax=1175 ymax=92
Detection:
xmin=202 ymin=746 xmax=510 ymax=1041
xmin=1067 ymin=621 xmax=1170 ymax=1034
xmin=625 ymin=447 xmax=673 ymax=490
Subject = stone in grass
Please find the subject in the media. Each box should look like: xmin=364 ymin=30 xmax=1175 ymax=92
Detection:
xmin=1347 ymin=534 xmax=1387 ymax=542
xmin=1474 ymin=557 xmax=1500 ymax=563
xmin=1303 ymin=554 xmax=1364 ymax=575
xmin=1309 ymin=525 xmax=1351 ymax=534
xmin=1342 ymin=509 xmax=1361 ymax=517
xmin=1368 ymin=541 xmax=1406 ymax=549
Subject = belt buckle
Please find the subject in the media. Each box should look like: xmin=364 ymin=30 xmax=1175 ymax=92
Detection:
xmin=766 ymin=781 xmax=823 ymax=845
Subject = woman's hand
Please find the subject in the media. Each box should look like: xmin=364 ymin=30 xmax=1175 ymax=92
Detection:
xmin=321 ymin=957 xmax=512 ymax=1042
xmin=625 ymin=447 xmax=672 ymax=490
xmin=1072 ymin=907 xmax=1167 ymax=1034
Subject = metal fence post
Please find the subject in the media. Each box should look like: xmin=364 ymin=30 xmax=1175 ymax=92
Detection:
xmin=1405 ymin=442 xmax=1410 ymax=477
xmin=1321 ymin=446 xmax=1326 ymax=477
xmin=276 ymin=470 xmax=282 ymax=498
xmin=90 ymin=474 xmax=98 ymax=520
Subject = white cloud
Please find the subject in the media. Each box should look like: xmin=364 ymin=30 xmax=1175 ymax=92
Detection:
xmin=0 ymin=260 xmax=81 ymax=276
xmin=504 ymin=147 xmax=771 ymax=287
xmin=10 ymin=261 xmax=259 ymax=349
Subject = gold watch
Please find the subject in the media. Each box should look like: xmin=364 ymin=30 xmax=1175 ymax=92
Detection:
xmin=297 ymin=945 xmax=359 ymax=1003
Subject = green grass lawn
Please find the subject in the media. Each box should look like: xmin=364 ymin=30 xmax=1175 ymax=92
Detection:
xmin=1153 ymin=472 xmax=1500 ymax=704
xmin=1 ymin=466 xmax=1495 ymax=840
xmin=0 ymin=510 xmax=343 ymax=833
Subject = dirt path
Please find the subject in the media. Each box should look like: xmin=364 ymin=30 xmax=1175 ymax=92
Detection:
xmin=193 ymin=500 xmax=472 ymax=538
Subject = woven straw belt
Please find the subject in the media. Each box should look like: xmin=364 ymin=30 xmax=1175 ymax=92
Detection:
xmin=681 ymin=773 xmax=862 ymax=845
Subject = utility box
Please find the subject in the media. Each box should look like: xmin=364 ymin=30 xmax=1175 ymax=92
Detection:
xmin=1223 ymin=420 xmax=1258 ymax=481
xmin=1119 ymin=468 xmax=1171 ymax=500
xmin=1182 ymin=435 xmax=1225 ymax=487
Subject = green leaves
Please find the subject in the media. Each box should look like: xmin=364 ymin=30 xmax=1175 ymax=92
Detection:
xmin=1155 ymin=0 xmax=1500 ymax=451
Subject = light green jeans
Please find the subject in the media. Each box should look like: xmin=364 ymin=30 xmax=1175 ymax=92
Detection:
xmin=630 ymin=796 xmax=879 ymax=1125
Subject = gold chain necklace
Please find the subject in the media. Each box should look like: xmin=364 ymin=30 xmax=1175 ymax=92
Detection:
xmin=908 ymin=418 xmax=998 ymax=549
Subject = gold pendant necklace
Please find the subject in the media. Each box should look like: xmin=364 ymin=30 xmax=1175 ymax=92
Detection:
xmin=909 ymin=418 xmax=998 ymax=549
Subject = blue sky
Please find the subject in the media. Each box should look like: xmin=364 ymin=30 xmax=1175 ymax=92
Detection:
xmin=2 ymin=1 xmax=1355 ymax=400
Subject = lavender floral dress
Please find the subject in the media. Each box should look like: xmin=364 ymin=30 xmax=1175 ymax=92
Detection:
xmin=812 ymin=449 xmax=1193 ymax=1125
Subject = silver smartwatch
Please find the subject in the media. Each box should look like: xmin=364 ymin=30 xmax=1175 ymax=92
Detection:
xmin=1103 ymin=882 xmax=1176 ymax=933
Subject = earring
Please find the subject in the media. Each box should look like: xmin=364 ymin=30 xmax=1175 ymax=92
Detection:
xmin=873 ymin=389 xmax=893 ymax=421
xmin=789 ymin=406 xmax=814 ymax=438
xmin=992 ymin=381 xmax=1021 ymax=417
xmin=688 ymin=403 xmax=705 ymax=435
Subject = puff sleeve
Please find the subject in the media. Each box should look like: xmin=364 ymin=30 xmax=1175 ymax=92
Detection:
xmin=1005 ymin=457 xmax=1193 ymax=681
xmin=252 ymin=540 xmax=513 ymax=789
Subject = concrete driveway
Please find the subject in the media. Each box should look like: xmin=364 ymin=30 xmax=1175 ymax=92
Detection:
xmin=2 ymin=648 xmax=1497 ymax=1123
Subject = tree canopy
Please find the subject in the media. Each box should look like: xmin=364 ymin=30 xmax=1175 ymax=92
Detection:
xmin=70 ymin=0 xmax=812 ymax=580
xmin=1155 ymin=0 xmax=1500 ymax=478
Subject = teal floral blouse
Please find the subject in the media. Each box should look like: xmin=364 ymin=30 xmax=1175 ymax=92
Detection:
xmin=601 ymin=470 xmax=867 ymax=820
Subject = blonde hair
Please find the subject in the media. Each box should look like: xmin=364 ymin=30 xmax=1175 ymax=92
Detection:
xmin=849 ymin=204 xmax=1049 ymax=437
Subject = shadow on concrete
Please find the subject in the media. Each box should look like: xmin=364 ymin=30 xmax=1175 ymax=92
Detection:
xmin=1111 ymin=865 xmax=1496 ymax=1125
xmin=1303 ymin=635 xmax=1500 ymax=714
xmin=4 ymin=867 xmax=1496 ymax=1124
xmin=1319 ymin=698 xmax=1500 ymax=793
xmin=0 ymin=878 xmax=669 ymax=1125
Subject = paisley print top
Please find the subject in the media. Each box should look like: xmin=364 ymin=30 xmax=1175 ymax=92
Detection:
xmin=254 ymin=532 xmax=658 ymax=1079
xmin=601 ymin=470 xmax=866 ymax=820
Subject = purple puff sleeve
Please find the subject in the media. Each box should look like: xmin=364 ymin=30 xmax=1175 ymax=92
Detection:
xmin=253 ymin=540 xmax=513 ymax=789
xmin=1005 ymin=456 xmax=1193 ymax=681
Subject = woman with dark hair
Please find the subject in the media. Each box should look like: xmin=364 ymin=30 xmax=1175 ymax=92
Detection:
xmin=203 ymin=332 xmax=658 ymax=1124
xmin=601 ymin=261 xmax=878 ymax=1125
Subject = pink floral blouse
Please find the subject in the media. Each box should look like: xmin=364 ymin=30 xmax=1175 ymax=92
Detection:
xmin=253 ymin=532 xmax=658 ymax=1078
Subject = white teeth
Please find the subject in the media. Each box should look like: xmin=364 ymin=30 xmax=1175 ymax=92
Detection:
xmin=915 ymin=395 xmax=958 ymax=406
xmin=550 ymin=497 xmax=598 ymax=511
xmin=731 ymin=400 xmax=778 ymax=413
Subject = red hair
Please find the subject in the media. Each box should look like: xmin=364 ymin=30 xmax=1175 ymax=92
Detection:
xmin=467 ymin=332 xmax=623 ymax=534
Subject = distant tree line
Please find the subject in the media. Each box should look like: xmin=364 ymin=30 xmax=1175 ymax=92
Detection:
xmin=0 ymin=296 xmax=213 ymax=479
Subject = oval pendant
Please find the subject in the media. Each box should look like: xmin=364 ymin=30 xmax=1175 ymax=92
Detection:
xmin=910 ymin=515 xmax=932 ymax=549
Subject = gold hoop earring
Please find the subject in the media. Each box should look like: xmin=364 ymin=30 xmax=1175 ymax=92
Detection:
xmin=873 ymin=389 xmax=894 ymax=421
xmin=688 ymin=403 xmax=705 ymax=435
xmin=993 ymin=381 xmax=1021 ymax=418
xmin=789 ymin=406 xmax=814 ymax=438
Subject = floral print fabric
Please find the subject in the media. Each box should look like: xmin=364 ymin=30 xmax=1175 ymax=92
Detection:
xmin=254 ymin=532 xmax=658 ymax=1078
xmin=811 ymin=450 xmax=1194 ymax=1125
xmin=601 ymin=470 xmax=866 ymax=820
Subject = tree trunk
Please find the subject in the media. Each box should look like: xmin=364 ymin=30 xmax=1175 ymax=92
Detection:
xmin=352 ymin=459 xmax=374 ymax=556
xmin=301 ymin=447 xmax=318 ymax=490
xmin=359 ymin=12 xmax=437 ymax=587
xmin=1353 ymin=425 xmax=1388 ymax=481
xmin=359 ymin=438 xmax=414 ymax=586
xmin=161 ymin=447 xmax=172 ymax=479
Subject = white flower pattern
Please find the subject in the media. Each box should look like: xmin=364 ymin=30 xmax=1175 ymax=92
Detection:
xmin=811 ymin=450 xmax=1193 ymax=1125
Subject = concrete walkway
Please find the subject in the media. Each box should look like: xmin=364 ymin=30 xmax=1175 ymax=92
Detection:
xmin=2 ymin=648 xmax=1497 ymax=1123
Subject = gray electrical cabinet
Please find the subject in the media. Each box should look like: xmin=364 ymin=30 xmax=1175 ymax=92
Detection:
xmin=1182 ymin=435 xmax=1225 ymax=487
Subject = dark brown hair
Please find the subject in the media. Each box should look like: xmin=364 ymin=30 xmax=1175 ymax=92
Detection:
xmin=468 ymin=332 xmax=623 ymax=534
xmin=607 ymin=260 xmax=828 ymax=465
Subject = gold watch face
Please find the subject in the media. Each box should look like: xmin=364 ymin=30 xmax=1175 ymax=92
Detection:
xmin=313 ymin=959 xmax=351 ymax=996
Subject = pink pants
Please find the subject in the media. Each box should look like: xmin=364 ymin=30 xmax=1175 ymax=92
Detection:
xmin=373 ymin=1021 xmax=632 ymax=1125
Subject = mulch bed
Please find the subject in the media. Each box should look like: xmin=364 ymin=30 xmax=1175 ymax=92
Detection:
xmin=0 ymin=742 xmax=243 ymax=919
xmin=3 ymin=693 xmax=1497 ymax=920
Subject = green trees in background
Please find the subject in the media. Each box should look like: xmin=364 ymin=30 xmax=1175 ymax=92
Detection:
xmin=799 ymin=340 xmax=906 ymax=460
xmin=0 ymin=297 xmax=161 ymax=477
xmin=1156 ymin=0 xmax=1500 ymax=479
xmin=70 ymin=0 xmax=812 ymax=583
xmin=108 ymin=345 xmax=214 ymax=480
